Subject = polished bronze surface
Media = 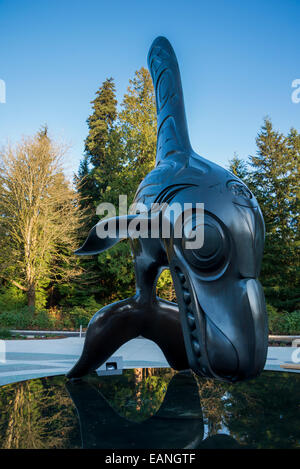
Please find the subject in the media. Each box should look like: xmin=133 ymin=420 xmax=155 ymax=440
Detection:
xmin=67 ymin=37 xmax=268 ymax=382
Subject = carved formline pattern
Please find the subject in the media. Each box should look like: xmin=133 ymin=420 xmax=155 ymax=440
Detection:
xmin=147 ymin=37 xmax=192 ymax=166
xmin=133 ymin=160 xmax=182 ymax=207
xmin=68 ymin=37 xmax=268 ymax=384
xmin=155 ymin=183 xmax=197 ymax=204
xmin=157 ymin=116 xmax=183 ymax=162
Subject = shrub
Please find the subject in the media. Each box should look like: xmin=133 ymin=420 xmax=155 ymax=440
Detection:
xmin=67 ymin=307 xmax=93 ymax=329
xmin=0 ymin=299 xmax=103 ymax=331
xmin=0 ymin=328 xmax=12 ymax=339
xmin=0 ymin=285 xmax=27 ymax=311
xmin=281 ymin=310 xmax=300 ymax=335
xmin=267 ymin=304 xmax=282 ymax=334
xmin=267 ymin=304 xmax=300 ymax=335
xmin=0 ymin=307 xmax=35 ymax=329
xmin=0 ymin=300 xmax=298 ymax=335
xmin=31 ymin=310 xmax=55 ymax=330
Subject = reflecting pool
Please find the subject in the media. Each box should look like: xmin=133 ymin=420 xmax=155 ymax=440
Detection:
xmin=0 ymin=369 xmax=299 ymax=449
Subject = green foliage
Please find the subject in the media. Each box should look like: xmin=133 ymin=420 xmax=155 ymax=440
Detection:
xmin=282 ymin=310 xmax=300 ymax=335
xmin=0 ymin=303 xmax=101 ymax=331
xmin=85 ymin=77 xmax=117 ymax=169
xmin=0 ymin=306 xmax=60 ymax=330
xmin=34 ymin=286 xmax=49 ymax=310
xmin=97 ymin=241 xmax=136 ymax=300
xmin=66 ymin=298 xmax=102 ymax=328
xmin=267 ymin=303 xmax=300 ymax=335
xmin=249 ymin=119 xmax=299 ymax=311
xmin=0 ymin=64 xmax=297 ymax=329
xmin=0 ymin=327 xmax=12 ymax=339
xmin=194 ymin=370 xmax=300 ymax=448
xmin=0 ymin=307 xmax=36 ymax=329
xmin=0 ymin=285 xmax=27 ymax=311
xmin=156 ymin=269 xmax=176 ymax=302
xmin=31 ymin=310 xmax=55 ymax=329
xmin=67 ymin=307 xmax=91 ymax=329
xmin=86 ymin=368 xmax=174 ymax=423
xmin=224 ymin=372 xmax=300 ymax=448
xmin=74 ymin=68 xmax=159 ymax=306
xmin=229 ymin=119 xmax=299 ymax=312
xmin=0 ymin=370 xmax=299 ymax=449
xmin=0 ymin=129 xmax=83 ymax=309
xmin=228 ymin=152 xmax=248 ymax=180
xmin=76 ymin=77 xmax=122 ymax=224
xmin=118 ymin=67 xmax=156 ymax=203
xmin=0 ymin=377 xmax=80 ymax=448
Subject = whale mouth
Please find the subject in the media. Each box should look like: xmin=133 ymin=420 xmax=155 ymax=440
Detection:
xmin=170 ymin=264 xmax=268 ymax=383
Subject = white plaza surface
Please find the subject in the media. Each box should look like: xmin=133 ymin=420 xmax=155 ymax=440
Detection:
xmin=0 ymin=337 xmax=298 ymax=386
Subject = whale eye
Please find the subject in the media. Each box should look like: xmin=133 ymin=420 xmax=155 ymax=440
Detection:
xmin=182 ymin=214 xmax=229 ymax=273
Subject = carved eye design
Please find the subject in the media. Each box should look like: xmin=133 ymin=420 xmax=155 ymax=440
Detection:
xmin=182 ymin=213 xmax=229 ymax=274
xmin=227 ymin=180 xmax=252 ymax=200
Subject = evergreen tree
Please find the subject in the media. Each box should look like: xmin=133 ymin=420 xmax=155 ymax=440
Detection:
xmin=248 ymin=119 xmax=299 ymax=310
xmin=85 ymin=77 xmax=117 ymax=169
xmin=286 ymin=128 xmax=300 ymax=238
xmin=73 ymin=78 xmax=122 ymax=305
xmin=74 ymin=69 xmax=158 ymax=305
xmin=228 ymin=120 xmax=299 ymax=312
xmin=119 ymin=67 xmax=157 ymax=204
xmin=96 ymin=67 xmax=157 ymax=303
xmin=77 ymin=78 xmax=119 ymax=225
xmin=228 ymin=152 xmax=249 ymax=181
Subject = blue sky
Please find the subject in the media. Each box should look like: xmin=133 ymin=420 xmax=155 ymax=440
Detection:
xmin=0 ymin=0 xmax=299 ymax=178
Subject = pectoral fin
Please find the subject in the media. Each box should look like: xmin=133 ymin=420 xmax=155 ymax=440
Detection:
xmin=75 ymin=214 xmax=146 ymax=256
xmin=75 ymin=216 xmax=131 ymax=255
xmin=75 ymin=225 xmax=119 ymax=255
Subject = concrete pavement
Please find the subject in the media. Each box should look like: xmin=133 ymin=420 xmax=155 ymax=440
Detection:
xmin=0 ymin=337 xmax=299 ymax=386
xmin=0 ymin=337 xmax=169 ymax=386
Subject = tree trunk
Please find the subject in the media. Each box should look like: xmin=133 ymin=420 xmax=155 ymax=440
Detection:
xmin=27 ymin=285 xmax=36 ymax=309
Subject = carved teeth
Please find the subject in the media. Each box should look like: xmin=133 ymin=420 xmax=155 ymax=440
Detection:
xmin=176 ymin=270 xmax=188 ymax=288
xmin=183 ymin=291 xmax=191 ymax=304
xmin=192 ymin=340 xmax=201 ymax=356
xmin=177 ymin=272 xmax=185 ymax=283
xmin=187 ymin=312 xmax=195 ymax=328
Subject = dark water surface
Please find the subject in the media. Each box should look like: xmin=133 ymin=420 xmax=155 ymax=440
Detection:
xmin=0 ymin=369 xmax=299 ymax=449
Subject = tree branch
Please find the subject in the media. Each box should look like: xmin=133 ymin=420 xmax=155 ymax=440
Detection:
xmin=0 ymin=276 xmax=27 ymax=291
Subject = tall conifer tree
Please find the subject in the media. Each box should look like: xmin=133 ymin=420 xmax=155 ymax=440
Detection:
xmin=248 ymin=119 xmax=299 ymax=310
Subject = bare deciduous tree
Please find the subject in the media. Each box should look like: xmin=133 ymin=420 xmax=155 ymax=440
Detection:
xmin=0 ymin=130 xmax=84 ymax=308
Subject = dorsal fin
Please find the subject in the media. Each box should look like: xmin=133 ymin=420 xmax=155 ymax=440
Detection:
xmin=148 ymin=36 xmax=192 ymax=167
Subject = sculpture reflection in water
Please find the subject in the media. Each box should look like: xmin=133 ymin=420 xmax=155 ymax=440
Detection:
xmin=67 ymin=36 xmax=268 ymax=382
xmin=0 ymin=370 xmax=299 ymax=449
xmin=66 ymin=369 xmax=300 ymax=449
xmin=66 ymin=371 xmax=241 ymax=449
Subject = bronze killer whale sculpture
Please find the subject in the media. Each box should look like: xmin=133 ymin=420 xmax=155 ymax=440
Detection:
xmin=67 ymin=37 xmax=268 ymax=382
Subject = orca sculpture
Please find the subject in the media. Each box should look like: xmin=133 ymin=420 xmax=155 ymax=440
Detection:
xmin=67 ymin=37 xmax=268 ymax=382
